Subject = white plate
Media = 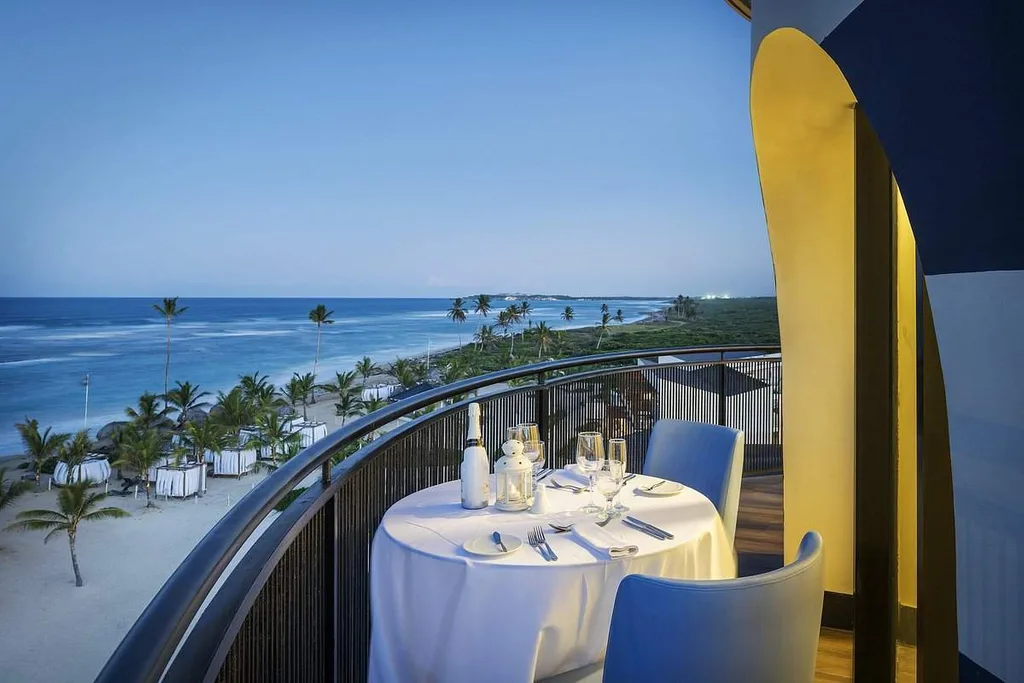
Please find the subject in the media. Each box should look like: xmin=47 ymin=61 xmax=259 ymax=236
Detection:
xmin=634 ymin=481 xmax=684 ymax=497
xmin=463 ymin=534 xmax=523 ymax=557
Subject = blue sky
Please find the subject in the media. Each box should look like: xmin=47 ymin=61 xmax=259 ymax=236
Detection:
xmin=0 ymin=1 xmax=770 ymax=298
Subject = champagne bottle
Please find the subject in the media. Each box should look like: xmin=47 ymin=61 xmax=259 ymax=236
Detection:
xmin=460 ymin=403 xmax=490 ymax=509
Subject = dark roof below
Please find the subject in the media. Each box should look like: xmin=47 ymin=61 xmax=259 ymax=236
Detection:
xmin=653 ymin=364 xmax=768 ymax=397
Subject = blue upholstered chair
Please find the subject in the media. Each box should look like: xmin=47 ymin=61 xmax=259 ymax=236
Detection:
xmin=540 ymin=532 xmax=825 ymax=683
xmin=643 ymin=419 xmax=745 ymax=544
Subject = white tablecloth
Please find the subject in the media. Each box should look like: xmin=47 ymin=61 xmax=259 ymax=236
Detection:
xmin=369 ymin=472 xmax=736 ymax=682
xmin=154 ymin=464 xmax=206 ymax=498
xmin=53 ymin=457 xmax=111 ymax=486
xmin=212 ymin=449 xmax=257 ymax=476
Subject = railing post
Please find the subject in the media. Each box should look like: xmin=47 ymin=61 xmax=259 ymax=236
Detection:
xmin=717 ymin=352 xmax=727 ymax=427
xmin=535 ymin=372 xmax=548 ymax=447
xmin=324 ymin=493 xmax=339 ymax=682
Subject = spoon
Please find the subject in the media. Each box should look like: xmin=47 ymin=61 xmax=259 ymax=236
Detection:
xmin=492 ymin=531 xmax=508 ymax=553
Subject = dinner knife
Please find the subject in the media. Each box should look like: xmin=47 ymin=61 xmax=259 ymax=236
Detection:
xmin=537 ymin=469 xmax=554 ymax=482
xmin=625 ymin=516 xmax=675 ymax=540
xmin=622 ymin=518 xmax=668 ymax=540
xmin=492 ymin=531 xmax=508 ymax=553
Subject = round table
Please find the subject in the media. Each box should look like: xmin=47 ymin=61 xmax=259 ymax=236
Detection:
xmin=369 ymin=471 xmax=736 ymax=683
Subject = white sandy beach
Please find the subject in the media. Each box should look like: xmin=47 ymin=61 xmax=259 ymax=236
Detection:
xmin=0 ymin=382 xmax=416 ymax=683
xmin=0 ymin=464 xmax=278 ymax=683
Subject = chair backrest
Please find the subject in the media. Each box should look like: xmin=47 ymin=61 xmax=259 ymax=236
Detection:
xmin=603 ymin=531 xmax=825 ymax=683
xmin=643 ymin=419 xmax=744 ymax=543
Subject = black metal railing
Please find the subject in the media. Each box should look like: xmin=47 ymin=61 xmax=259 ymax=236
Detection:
xmin=95 ymin=345 xmax=780 ymax=683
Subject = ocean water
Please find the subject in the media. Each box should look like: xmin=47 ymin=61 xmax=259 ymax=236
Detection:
xmin=0 ymin=297 xmax=664 ymax=453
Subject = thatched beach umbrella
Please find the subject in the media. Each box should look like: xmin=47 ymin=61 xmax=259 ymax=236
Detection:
xmin=181 ymin=407 xmax=208 ymax=425
xmin=96 ymin=421 xmax=129 ymax=441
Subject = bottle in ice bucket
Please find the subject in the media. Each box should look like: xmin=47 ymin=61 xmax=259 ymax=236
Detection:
xmin=460 ymin=403 xmax=490 ymax=509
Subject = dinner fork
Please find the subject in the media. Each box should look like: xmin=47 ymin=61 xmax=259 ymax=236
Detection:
xmin=548 ymin=516 xmax=611 ymax=533
xmin=527 ymin=528 xmax=550 ymax=561
xmin=549 ymin=479 xmax=585 ymax=493
xmin=534 ymin=525 xmax=558 ymax=561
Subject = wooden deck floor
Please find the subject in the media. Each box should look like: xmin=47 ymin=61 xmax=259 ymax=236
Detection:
xmin=735 ymin=475 xmax=917 ymax=682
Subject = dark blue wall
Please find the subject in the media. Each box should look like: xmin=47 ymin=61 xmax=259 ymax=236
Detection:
xmin=822 ymin=0 xmax=1024 ymax=276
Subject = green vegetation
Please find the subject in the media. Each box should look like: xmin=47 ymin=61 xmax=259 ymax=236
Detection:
xmin=435 ymin=297 xmax=779 ymax=376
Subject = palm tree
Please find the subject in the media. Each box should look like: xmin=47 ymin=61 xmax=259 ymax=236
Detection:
xmin=505 ymin=304 xmax=523 ymax=357
xmin=561 ymin=306 xmax=575 ymax=329
xmin=440 ymin=360 xmax=466 ymax=385
xmin=239 ymin=371 xmax=270 ymax=402
xmin=308 ymin=303 xmax=335 ymax=390
xmin=601 ymin=303 xmax=609 ymax=315
xmin=6 ymin=480 xmax=129 ymax=587
xmin=254 ymin=412 xmax=299 ymax=463
xmin=323 ymin=370 xmax=360 ymax=401
xmin=125 ymin=392 xmax=172 ymax=431
xmin=211 ymin=387 xmax=256 ymax=438
xmin=153 ymin=297 xmax=188 ymax=396
xmin=279 ymin=375 xmax=309 ymax=421
xmin=0 ymin=468 xmax=31 ymax=511
xmin=389 ymin=357 xmax=425 ymax=390
xmin=474 ymin=324 xmax=497 ymax=351
xmin=363 ymin=396 xmax=387 ymax=414
xmin=15 ymin=418 xmax=69 ymax=487
xmin=164 ymin=381 xmax=211 ymax=429
xmin=473 ymin=294 xmax=492 ymax=319
xmin=58 ymin=431 xmax=93 ymax=485
xmin=183 ymin=420 xmax=229 ymax=466
xmin=334 ymin=392 xmax=365 ymax=426
xmin=615 ymin=309 xmax=625 ymax=324
xmin=520 ymin=300 xmax=533 ymax=328
xmin=673 ymin=294 xmax=686 ymax=318
xmin=297 ymin=372 xmax=316 ymax=417
xmin=534 ymin=321 xmax=554 ymax=359
xmin=447 ymin=297 xmax=468 ymax=345
xmin=355 ymin=357 xmax=380 ymax=385
xmin=114 ymin=426 xmax=165 ymax=507
xmin=596 ymin=311 xmax=612 ymax=350
xmin=683 ymin=296 xmax=699 ymax=320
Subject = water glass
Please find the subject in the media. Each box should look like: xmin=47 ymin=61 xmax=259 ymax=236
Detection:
xmin=593 ymin=459 xmax=626 ymax=520
xmin=607 ymin=438 xmax=629 ymax=513
xmin=576 ymin=431 xmax=604 ymax=513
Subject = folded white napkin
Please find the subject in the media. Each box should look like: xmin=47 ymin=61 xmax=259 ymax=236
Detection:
xmin=572 ymin=522 xmax=638 ymax=559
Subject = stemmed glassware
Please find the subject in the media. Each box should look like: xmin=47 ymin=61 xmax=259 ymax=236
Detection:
xmin=593 ymin=459 xmax=626 ymax=521
xmin=509 ymin=424 xmax=544 ymax=487
xmin=607 ymin=438 xmax=629 ymax=513
xmin=576 ymin=432 xmax=604 ymax=514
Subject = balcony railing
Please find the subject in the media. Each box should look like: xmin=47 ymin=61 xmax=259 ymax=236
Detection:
xmin=95 ymin=345 xmax=781 ymax=683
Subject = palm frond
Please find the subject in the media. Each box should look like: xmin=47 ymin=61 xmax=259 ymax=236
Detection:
xmin=82 ymin=507 xmax=131 ymax=521
xmin=14 ymin=509 xmax=68 ymax=522
xmin=5 ymin=519 xmax=64 ymax=534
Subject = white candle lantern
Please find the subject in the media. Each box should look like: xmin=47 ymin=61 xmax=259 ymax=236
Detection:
xmin=494 ymin=439 xmax=533 ymax=511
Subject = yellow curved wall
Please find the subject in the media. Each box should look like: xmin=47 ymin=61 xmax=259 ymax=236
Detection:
xmin=752 ymin=28 xmax=917 ymax=602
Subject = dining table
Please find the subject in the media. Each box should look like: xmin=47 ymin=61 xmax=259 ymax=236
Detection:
xmin=368 ymin=470 xmax=736 ymax=683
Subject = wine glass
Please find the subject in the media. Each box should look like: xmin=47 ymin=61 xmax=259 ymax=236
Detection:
xmin=506 ymin=425 xmax=526 ymax=443
xmin=523 ymin=440 xmax=545 ymax=484
xmin=593 ymin=459 xmax=626 ymax=521
xmin=576 ymin=431 xmax=604 ymax=514
xmin=607 ymin=438 xmax=629 ymax=513
xmin=517 ymin=423 xmax=540 ymax=444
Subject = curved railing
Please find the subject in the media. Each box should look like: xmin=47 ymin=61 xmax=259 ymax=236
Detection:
xmin=95 ymin=345 xmax=780 ymax=683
